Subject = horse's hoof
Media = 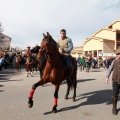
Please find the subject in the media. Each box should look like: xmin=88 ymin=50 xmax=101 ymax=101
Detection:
xmin=52 ymin=106 xmax=57 ymax=113
xmin=52 ymin=108 xmax=57 ymax=113
xmin=64 ymin=95 xmax=68 ymax=100
xmin=71 ymin=97 xmax=75 ymax=102
xmin=28 ymin=99 xmax=33 ymax=108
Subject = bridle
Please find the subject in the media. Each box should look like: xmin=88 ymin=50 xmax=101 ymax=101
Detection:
xmin=39 ymin=39 xmax=56 ymax=59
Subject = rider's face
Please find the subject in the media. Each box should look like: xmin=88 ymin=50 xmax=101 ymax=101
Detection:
xmin=117 ymin=54 xmax=120 ymax=60
xmin=60 ymin=32 xmax=66 ymax=39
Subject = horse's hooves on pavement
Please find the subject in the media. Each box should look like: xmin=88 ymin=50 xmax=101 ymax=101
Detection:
xmin=64 ymin=95 xmax=68 ymax=100
xmin=52 ymin=109 xmax=57 ymax=113
xmin=71 ymin=97 xmax=75 ymax=102
xmin=28 ymin=100 xmax=33 ymax=108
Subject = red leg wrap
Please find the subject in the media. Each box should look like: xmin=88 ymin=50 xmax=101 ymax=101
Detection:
xmin=29 ymin=89 xmax=35 ymax=98
xmin=54 ymin=98 xmax=58 ymax=106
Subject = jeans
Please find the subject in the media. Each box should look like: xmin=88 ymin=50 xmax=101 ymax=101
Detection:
xmin=66 ymin=56 xmax=72 ymax=70
xmin=112 ymin=82 xmax=120 ymax=96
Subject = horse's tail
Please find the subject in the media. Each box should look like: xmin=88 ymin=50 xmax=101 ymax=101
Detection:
xmin=69 ymin=58 xmax=77 ymax=90
xmin=69 ymin=76 xmax=73 ymax=90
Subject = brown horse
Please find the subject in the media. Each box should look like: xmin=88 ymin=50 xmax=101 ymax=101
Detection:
xmin=28 ymin=32 xmax=77 ymax=113
xmin=26 ymin=54 xmax=33 ymax=77
xmin=16 ymin=55 xmax=22 ymax=71
xmin=30 ymin=46 xmax=46 ymax=78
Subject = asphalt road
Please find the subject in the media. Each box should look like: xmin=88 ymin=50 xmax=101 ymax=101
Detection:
xmin=0 ymin=68 xmax=120 ymax=120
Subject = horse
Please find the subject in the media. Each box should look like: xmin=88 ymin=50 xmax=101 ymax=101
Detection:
xmin=31 ymin=47 xmax=40 ymax=73
xmin=30 ymin=46 xmax=46 ymax=78
xmin=31 ymin=53 xmax=38 ymax=73
xmin=26 ymin=53 xmax=34 ymax=77
xmin=28 ymin=32 xmax=77 ymax=113
xmin=16 ymin=55 xmax=22 ymax=71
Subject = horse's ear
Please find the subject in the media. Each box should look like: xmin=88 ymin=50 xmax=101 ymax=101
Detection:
xmin=47 ymin=32 xmax=51 ymax=38
xmin=43 ymin=33 xmax=46 ymax=38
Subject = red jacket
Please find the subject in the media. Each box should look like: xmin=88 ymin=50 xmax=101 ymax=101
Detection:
xmin=26 ymin=50 xmax=30 ymax=56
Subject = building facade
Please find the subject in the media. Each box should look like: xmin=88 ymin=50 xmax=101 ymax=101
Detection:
xmin=0 ymin=33 xmax=11 ymax=56
xmin=83 ymin=20 xmax=120 ymax=57
xmin=71 ymin=46 xmax=84 ymax=58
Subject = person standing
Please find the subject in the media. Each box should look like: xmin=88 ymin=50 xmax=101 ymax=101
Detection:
xmin=106 ymin=48 xmax=120 ymax=115
xmin=80 ymin=56 xmax=85 ymax=71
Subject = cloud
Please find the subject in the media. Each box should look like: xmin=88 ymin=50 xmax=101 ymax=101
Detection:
xmin=0 ymin=0 xmax=120 ymax=48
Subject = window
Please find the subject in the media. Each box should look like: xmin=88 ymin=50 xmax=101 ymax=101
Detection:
xmin=117 ymin=44 xmax=120 ymax=49
xmin=117 ymin=34 xmax=120 ymax=41
xmin=1 ymin=36 xmax=5 ymax=39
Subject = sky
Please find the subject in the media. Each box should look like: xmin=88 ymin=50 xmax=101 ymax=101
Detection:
xmin=0 ymin=0 xmax=120 ymax=49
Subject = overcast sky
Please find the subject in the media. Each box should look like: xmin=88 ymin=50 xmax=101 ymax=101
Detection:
xmin=0 ymin=0 xmax=120 ymax=49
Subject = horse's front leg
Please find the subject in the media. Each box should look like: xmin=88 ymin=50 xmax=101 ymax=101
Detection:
xmin=28 ymin=79 xmax=45 ymax=108
xmin=52 ymin=85 xmax=60 ymax=113
xmin=20 ymin=64 xmax=21 ymax=71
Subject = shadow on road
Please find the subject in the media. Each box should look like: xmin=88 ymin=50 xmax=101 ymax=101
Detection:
xmin=44 ymin=89 xmax=117 ymax=115
xmin=90 ymin=71 xmax=102 ymax=72
xmin=0 ymin=69 xmax=23 ymax=82
xmin=0 ymin=79 xmax=23 ymax=82
xmin=0 ymin=90 xmax=4 ymax=92
xmin=77 ymin=79 xmax=96 ymax=83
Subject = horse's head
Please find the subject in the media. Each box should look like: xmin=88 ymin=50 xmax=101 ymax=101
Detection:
xmin=30 ymin=46 xmax=40 ymax=54
xmin=37 ymin=32 xmax=58 ymax=59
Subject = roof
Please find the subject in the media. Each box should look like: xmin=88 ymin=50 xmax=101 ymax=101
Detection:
xmin=82 ymin=20 xmax=120 ymax=45
xmin=108 ymin=20 xmax=120 ymax=28
xmin=71 ymin=50 xmax=83 ymax=54
xmin=0 ymin=33 xmax=12 ymax=40
xmin=83 ymin=36 xmax=115 ymax=45
xmin=92 ymin=28 xmax=119 ymax=37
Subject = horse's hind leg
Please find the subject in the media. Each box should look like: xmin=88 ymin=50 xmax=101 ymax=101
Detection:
xmin=20 ymin=65 xmax=21 ymax=71
xmin=72 ymin=75 xmax=77 ymax=102
xmin=64 ymin=80 xmax=70 ymax=100
xmin=31 ymin=71 xmax=33 ymax=77
xmin=26 ymin=71 xmax=28 ymax=77
xmin=35 ymin=66 xmax=37 ymax=73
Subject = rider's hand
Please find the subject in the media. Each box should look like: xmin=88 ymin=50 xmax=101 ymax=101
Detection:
xmin=106 ymin=79 xmax=109 ymax=84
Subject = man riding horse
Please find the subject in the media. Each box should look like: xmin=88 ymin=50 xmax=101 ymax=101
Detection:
xmin=16 ymin=51 xmax=22 ymax=71
xmin=57 ymin=29 xmax=73 ymax=77
xmin=26 ymin=46 xmax=31 ymax=57
xmin=28 ymin=32 xmax=77 ymax=113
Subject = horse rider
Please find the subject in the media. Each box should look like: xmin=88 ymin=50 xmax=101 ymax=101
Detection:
xmin=57 ymin=29 xmax=73 ymax=77
xmin=106 ymin=48 xmax=120 ymax=115
xmin=16 ymin=51 xmax=21 ymax=63
xmin=26 ymin=46 xmax=31 ymax=57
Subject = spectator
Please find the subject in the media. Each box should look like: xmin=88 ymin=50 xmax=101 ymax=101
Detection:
xmin=0 ymin=56 xmax=5 ymax=69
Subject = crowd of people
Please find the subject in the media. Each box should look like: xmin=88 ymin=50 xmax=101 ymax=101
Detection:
xmin=76 ymin=55 xmax=115 ymax=71
xmin=0 ymin=52 xmax=26 ymax=71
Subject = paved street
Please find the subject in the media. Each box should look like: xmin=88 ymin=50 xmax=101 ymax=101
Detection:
xmin=0 ymin=68 xmax=120 ymax=120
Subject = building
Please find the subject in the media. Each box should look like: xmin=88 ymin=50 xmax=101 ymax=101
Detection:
xmin=0 ymin=33 xmax=11 ymax=56
xmin=83 ymin=20 xmax=120 ymax=57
